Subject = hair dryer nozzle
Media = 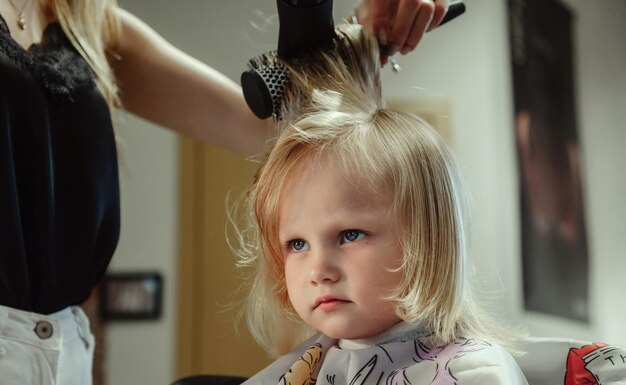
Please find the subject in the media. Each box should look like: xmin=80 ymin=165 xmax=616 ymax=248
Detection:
xmin=277 ymin=0 xmax=335 ymax=59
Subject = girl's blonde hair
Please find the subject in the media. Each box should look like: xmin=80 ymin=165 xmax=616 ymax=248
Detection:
xmin=52 ymin=0 xmax=120 ymax=112
xmin=236 ymin=24 xmax=511 ymax=356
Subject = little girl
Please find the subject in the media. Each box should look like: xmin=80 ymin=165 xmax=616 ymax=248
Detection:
xmin=235 ymin=23 xmax=528 ymax=385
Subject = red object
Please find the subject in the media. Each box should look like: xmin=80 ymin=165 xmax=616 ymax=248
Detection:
xmin=564 ymin=343 xmax=608 ymax=385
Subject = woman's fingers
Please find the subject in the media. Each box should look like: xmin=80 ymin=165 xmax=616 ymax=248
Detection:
xmin=391 ymin=0 xmax=435 ymax=55
xmin=354 ymin=0 xmax=450 ymax=63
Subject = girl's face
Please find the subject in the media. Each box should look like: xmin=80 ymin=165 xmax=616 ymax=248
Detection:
xmin=279 ymin=155 xmax=403 ymax=340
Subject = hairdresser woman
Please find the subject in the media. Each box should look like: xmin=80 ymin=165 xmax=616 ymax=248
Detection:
xmin=0 ymin=0 xmax=448 ymax=383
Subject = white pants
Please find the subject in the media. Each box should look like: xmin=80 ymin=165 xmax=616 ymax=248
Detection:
xmin=0 ymin=305 xmax=95 ymax=385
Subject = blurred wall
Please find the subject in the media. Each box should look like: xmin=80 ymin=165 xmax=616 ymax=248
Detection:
xmin=109 ymin=1 xmax=626 ymax=384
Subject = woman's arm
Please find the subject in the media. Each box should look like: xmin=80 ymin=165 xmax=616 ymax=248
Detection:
xmin=109 ymin=8 xmax=276 ymax=158
xmin=108 ymin=2 xmax=448 ymax=157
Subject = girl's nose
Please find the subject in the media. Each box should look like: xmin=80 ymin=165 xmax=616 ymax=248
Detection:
xmin=308 ymin=249 xmax=340 ymax=285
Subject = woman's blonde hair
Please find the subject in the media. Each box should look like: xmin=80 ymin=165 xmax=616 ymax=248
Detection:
xmin=52 ymin=0 xmax=120 ymax=111
xmin=236 ymin=24 xmax=511 ymax=356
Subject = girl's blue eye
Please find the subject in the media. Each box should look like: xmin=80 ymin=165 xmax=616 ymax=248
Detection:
xmin=342 ymin=230 xmax=366 ymax=243
xmin=290 ymin=239 xmax=309 ymax=252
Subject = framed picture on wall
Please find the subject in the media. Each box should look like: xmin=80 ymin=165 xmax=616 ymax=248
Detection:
xmin=508 ymin=0 xmax=590 ymax=321
xmin=99 ymin=272 xmax=163 ymax=321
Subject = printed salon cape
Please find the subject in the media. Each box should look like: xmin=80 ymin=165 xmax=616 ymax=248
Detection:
xmin=243 ymin=328 xmax=528 ymax=385
xmin=243 ymin=328 xmax=626 ymax=385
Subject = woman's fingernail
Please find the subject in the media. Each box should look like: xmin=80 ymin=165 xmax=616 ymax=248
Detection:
xmin=401 ymin=45 xmax=411 ymax=55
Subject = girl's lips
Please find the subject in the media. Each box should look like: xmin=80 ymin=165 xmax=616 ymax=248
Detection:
xmin=314 ymin=297 xmax=350 ymax=312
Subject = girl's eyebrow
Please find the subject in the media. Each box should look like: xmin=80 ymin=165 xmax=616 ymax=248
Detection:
xmin=278 ymin=228 xmax=300 ymax=242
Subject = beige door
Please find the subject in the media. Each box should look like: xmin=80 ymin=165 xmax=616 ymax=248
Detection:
xmin=177 ymin=138 xmax=272 ymax=378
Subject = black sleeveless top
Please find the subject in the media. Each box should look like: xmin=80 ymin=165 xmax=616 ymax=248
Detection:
xmin=0 ymin=16 xmax=120 ymax=314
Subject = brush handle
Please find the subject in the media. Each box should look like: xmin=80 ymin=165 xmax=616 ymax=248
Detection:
xmin=439 ymin=1 xmax=466 ymax=28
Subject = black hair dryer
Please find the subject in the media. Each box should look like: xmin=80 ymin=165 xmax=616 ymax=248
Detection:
xmin=240 ymin=0 xmax=466 ymax=120
xmin=241 ymin=0 xmax=336 ymax=120
xmin=276 ymin=0 xmax=335 ymax=59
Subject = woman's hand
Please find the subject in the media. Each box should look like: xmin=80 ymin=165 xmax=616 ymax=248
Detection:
xmin=353 ymin=0 xmax=449 ymax=64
